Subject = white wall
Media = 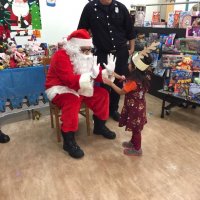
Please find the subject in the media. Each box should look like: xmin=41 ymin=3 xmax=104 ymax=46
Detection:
xmin=39 ymin=0 xmax=160 ymax=44
xmin=39 ymin=0 xmax=88 ymax=44
xmin=174 ymin=0 xmax=197 ymax=11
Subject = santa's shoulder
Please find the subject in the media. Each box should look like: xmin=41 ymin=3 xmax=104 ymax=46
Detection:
xmin=52 ymin=49 xmax=70 ymax=60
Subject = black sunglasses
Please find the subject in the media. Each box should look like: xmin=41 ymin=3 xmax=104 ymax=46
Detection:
xmin=80 ymin=47 xmax=93 ymax=54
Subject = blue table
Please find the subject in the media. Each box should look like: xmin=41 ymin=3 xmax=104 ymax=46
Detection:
xmin=0 ymin=66 xmax=48 ymax=112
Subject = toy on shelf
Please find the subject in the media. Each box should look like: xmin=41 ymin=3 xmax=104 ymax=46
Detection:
xmin=192 ymin=59 xmax=200 ymax=72
xmin=162 ymin=54 xmax=183 ymax=68
xmin=168 ymin=69 xmax=192 ymax=97
xmin=173 ymin=10 xmax=182 ymax=28
xmin=177 ymin=56 xmax=192 ymax=71
xmin=165 ymin=33 xmax=176 ymax=47
xmin=144 ymin=21 xmax=151 ymax=27
xmin=179 ymin=11 xmax=192 ymax=28
xmin=189 ymin=83 xmax=200 ymax=102
xmin=179 ymin=38 xmax=200 ymax=54
xmin=186 ymin=26 xmax=200 ymax=38
xmin=135 ymin=5 xmax=146 ymax=27
xmin=167 ymin=12 xmax=174 ymax=28
xmin=152 ymin=11 xmax=160 ymax=23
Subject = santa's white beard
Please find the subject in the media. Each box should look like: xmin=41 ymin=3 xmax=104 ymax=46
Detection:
xmin=12 ymin=1 xmax=29 ymax=18
xmin=72 ymin=53 xmax=93 ymax=75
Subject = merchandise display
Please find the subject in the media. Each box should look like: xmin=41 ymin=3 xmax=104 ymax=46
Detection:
xmin=132 ymin=1 xmax=200 ymax=103
xmin=0 ymin=0 xmax=49 ymax=116
xmin=0 ymin=35 xmax=47 ymax=70
xmin=131 ymin=2 xmax=200 ymax=29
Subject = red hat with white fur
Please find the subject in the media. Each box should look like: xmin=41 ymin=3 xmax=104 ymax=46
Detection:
xmin=67 ymin=29 xmax=93 ymax=47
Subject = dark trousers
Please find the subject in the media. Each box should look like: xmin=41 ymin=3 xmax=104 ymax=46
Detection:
xmin=95 ymin=46 xmax=129 ymax=114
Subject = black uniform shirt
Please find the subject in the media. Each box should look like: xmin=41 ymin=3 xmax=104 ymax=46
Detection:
xmin=78 ymin=0 xmax=136 ymax=53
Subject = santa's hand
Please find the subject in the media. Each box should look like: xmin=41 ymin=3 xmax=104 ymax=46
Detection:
xmin=78 ymin=72 xmax=94 ymax=97
xmin=103 ymin=54 xmax=116 ymax=75
xmin=79 ymin=72 xmax=93 ymax=88
xmin=91 ymin=56 xmax=100 ymax=79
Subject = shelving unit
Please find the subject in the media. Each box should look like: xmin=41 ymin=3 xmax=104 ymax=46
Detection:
xmin=144 ymin=1 xmax=200 ymax=13
xmin=145 ymin=1 xmax=200 ymax=7
xmin=134 ymin=26 xmax=187 ymax=98
xmin=133 ymin=1 xmax=200 ymax=98
xmin=134 ymin=27 xmax=186 ymax=38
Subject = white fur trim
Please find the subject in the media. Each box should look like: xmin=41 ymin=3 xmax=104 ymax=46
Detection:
xmin=70 ymin=38 xmax=93 ymax=47
xmin=45 ymin=86 xmax=79 ymax=101
xmin=79 ymin=73 xmax=94 ymax=96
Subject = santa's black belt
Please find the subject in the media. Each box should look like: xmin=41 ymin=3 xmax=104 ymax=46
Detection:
xmin=108 ymin=44 xmax=127 ymax=54
xmin=109 ymin=49 xmax=117 ymax=54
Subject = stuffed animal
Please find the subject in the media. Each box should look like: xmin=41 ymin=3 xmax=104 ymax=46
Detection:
xmin=177 ymin=57 xmax=192 ymax=70
xmin=15 ymin=48 xmax=32 ymax=67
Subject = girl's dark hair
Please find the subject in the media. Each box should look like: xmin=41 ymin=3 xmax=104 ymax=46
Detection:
xmin=128 ymin=54 xmax=153 ymax=90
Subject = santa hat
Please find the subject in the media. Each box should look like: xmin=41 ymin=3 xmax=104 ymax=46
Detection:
xmin=66 ymin=29 xmax=93 ymax=47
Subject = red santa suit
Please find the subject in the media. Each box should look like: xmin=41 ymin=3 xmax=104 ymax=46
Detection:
xmin=45 ymin=30 xmax=111 ymax=133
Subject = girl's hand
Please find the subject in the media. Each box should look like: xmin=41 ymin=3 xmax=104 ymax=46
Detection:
xmin=121 ymin=75 xmax=126 ymax=80
xmin=102 ymin=77 xmax=112 ymax=86
xmin=119 ymin=75 xmax=126 ymax=82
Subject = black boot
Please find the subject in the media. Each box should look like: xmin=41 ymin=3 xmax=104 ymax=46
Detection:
xmin=62 ymin=131 xmax=84 ymax=158
xmin=93 ymin=115 xmax=116 ymax=139
xmin=0 ymin=130 xmax=10 ymax=143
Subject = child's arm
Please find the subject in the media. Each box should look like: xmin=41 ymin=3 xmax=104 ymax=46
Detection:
xmin=103 ymin=77 xmax=126 ymax=95
xmin=103 ymin=78 xmax=137 ymax=95
xmin=113 ymin=72 xmax=126 ymax=81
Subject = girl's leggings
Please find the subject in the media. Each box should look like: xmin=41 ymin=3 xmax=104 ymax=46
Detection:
xmin=131 ymin=131 xmax=141 ymax=150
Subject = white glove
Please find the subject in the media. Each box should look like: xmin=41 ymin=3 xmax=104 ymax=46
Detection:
xmin=78 ymin=72 xmax=94 ymax=97
xmin=91 ymin=56 xmax=100 ymax=79
xmin=103 ymin=54 xmax=116 ymax=75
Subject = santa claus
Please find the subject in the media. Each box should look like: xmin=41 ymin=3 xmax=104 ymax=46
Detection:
xmin=45 ymin=29 xmax=116 ymax=159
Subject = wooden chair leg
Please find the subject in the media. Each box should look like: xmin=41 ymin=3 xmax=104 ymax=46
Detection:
xmin=85 ymin=106 xmax=91 ymax=136
xmin=54 ymin=109 xmax=61 ymax=142
xmin=31 ymin=109 xmax=35 ymax=120
xmin=49 ymin=106 xmax=54 ymax=128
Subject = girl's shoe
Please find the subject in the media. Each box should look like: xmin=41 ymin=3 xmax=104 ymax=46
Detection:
xmin=122 ymin=141 xmax=134 ymax=148
xmin=123 ymin=148 xmax=143 ymax=156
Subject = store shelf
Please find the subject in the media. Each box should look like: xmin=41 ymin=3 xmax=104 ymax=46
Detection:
xmin=134 ymin=27 xmax=186 ymax=38
xmin=144 ymin=1 xmax=200 ymax=6
xmin=134 ymin=26 xmax=187 ymax=99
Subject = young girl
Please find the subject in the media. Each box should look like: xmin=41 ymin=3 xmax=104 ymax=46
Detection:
xmin=103 ymin=42 xmax=158 ymax=156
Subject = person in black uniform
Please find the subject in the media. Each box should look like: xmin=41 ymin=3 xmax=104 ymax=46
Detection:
xmin=78 ymin=0 xmax=135 ymax=122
